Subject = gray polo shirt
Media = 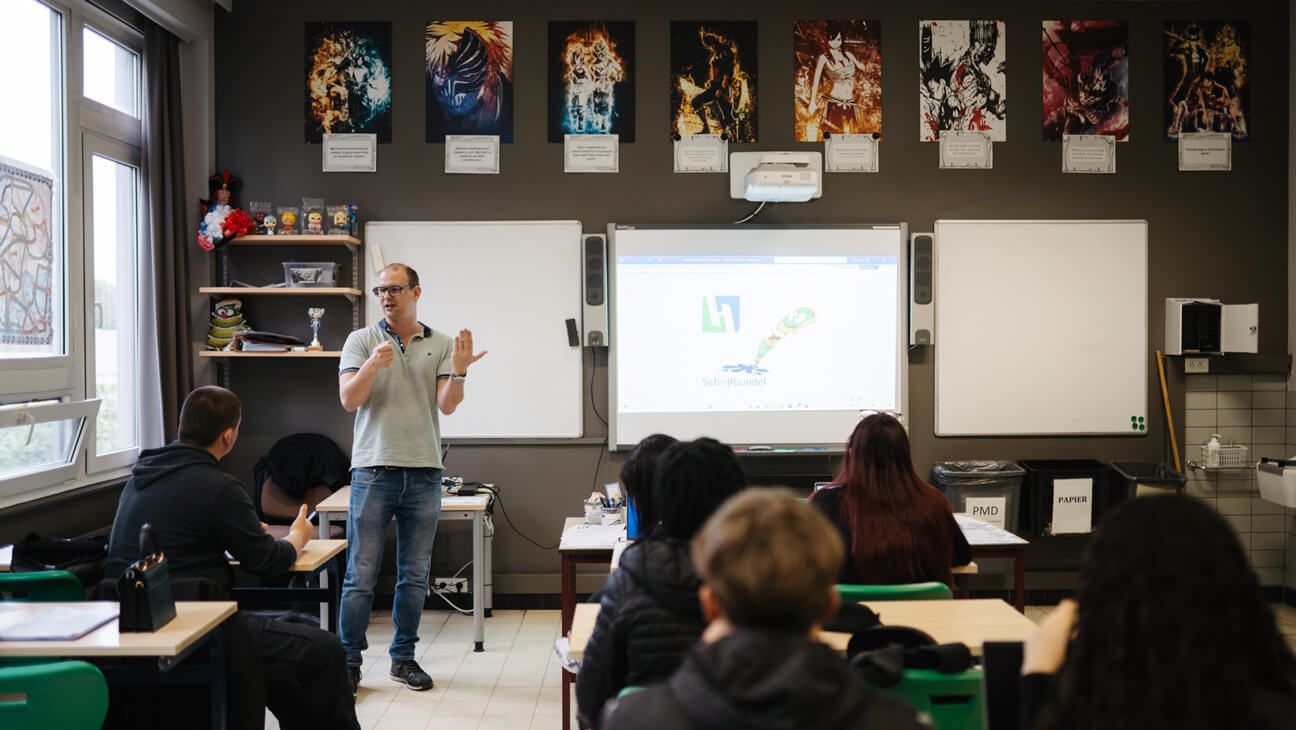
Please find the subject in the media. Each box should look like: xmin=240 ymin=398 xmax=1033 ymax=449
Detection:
xmin=340 ymin=320 xmax=454 ymax=469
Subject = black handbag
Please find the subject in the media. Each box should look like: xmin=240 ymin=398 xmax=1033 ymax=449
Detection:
xmin=117 ymin=523 xmax=177 ymax=632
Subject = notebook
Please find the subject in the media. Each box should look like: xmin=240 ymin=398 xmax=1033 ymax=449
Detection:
xmin=0 ymin=603 xmax=120 ymax=641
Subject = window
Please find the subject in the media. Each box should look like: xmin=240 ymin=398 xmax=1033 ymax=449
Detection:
xmin=0 ymin=0 xmax=152 ymax=505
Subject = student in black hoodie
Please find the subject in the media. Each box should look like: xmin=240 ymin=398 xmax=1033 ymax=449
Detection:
xmin=105 ymin=386 xmax=359 ymax=730
xmin=601 ymin=489 xmax=924 ymax=730
xmin=576 ymin=437 xmax=746 ymax=728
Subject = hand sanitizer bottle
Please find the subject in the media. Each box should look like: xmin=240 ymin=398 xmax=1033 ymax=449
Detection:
xmin=1206 ymin=434 xmax=1222 ymax=468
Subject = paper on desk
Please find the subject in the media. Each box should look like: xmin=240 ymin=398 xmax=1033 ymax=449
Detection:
xmin=955 ymin=513 xmax=1028 ymax=546
xmin=0 ymin=603 xmax=119 ymax=641
xmin=560 ymin=523 xmax=626 ymax=549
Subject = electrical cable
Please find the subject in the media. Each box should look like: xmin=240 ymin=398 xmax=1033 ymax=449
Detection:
xmin=430 ymin=587 xmax=473 ymax=615
xmin=467 ymin=484 xmax=559 ymax=551
xmin=589 ymin=346 xmax=607 ymax=426
xmin=732 ymin=201 xmax=766 ymax=225
xmin=589 ymin=443 xmax=605 ymax=496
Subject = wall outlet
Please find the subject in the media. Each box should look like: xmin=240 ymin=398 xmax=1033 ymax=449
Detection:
xmin=433 ymin=577 xmax=469 ymax=595
xmin=1184 ymin=357 xmax=1210 ymax=374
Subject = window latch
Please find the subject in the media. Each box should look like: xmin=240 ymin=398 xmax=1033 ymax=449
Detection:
xmin=16 ymin=412 xmax=35 ymax=445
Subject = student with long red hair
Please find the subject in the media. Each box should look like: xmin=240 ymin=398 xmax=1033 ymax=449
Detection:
xmin=810 ymin=413 xmax=970 ymax=586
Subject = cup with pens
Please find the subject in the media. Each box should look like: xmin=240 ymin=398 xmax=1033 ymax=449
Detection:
xmin=585 ymin=484 xmax=626 ymax=525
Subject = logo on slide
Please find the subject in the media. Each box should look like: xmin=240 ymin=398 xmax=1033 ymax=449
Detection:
xmin=702 ymin=296 xmax=741 ymax=333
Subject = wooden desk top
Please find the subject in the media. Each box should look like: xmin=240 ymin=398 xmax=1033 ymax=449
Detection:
xmin=289 ymin=539 xmax=347 ymax=572
xmin=568 ymin=598 xmax=1034 ymax=661
xmin=315 ymin=486 xmax=491 ymax=513
xmin=0 ymin=601 xmax=237 ymax=658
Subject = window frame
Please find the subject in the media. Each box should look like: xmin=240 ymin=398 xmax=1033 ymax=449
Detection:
xmin=0 ymin=398 xmax=101 ymax=507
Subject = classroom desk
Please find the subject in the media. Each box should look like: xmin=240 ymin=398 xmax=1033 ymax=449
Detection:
xmin=315 ymin=487 xmax=494 ymax=651
xmin=955 ymin=514 xmax=1031 ymax=613
xmin=0 ymin=600 xmax=237 ymax=729
xmin=230 ymin=538 xmax=347 ymax=632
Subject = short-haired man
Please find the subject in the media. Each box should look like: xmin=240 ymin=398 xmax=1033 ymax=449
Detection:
xmin=338 ymin=262 xmax=485 ymax=691
xmin=600 ymin=489 xmax=924 ymax=730
xmin=105 ymin=386 xmax=359 ymax=730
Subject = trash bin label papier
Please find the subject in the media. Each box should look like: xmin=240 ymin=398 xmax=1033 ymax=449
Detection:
xmin=964 ymin=497 xmax=1007 ymax=530
xmin=1051 ymin=478 xmax=1093 ymax=534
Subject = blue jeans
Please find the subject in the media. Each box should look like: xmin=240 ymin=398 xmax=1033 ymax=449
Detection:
xmin=340 ymin=466 xmax=442 ymax=666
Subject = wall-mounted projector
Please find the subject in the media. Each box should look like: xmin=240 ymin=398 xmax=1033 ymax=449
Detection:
xmin=729 ymin=151 xmax=823 ymax=202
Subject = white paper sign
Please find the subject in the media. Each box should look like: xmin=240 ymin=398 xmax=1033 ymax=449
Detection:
xmin=964 ymin=497 xmax=1007 ymax=530
xmin=1062 ymin=134 xmax=1116 ymax=174
xmin=1178 ymin=132 xmax=1232 ymax=171
xmin=938 ymin=131 xmax=993 ymax=169
xmin=825 ymin=133 xmax=879 ymax=172
xmin=322 ymin=133 xmax=377 ymax=172
xmin=565 ymin=134 xmax=619 ymax=173
xmin=1050 ymin=478 xmax=1093 ymax=534
xmin=445 ymin=135 xmax=500 ymax=174
xmin=673 ymin=134 xmax=728 ymax=173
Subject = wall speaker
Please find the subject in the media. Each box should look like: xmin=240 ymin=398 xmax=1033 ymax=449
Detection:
xmin=909 ymin=232 xmax=934 ymax=345
xmin=582 ymin=234 xmax=609 ymax=347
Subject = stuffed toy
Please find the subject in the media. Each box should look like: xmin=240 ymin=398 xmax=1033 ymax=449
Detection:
xmin=207 ymin=297 xmax=251 ymax=350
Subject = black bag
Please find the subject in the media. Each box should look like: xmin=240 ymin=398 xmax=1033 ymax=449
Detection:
xmin=847 ymin=625 xmax=973 ymax=688
xmin=10 ymin=532 xmax=108 ymax=591
xmin=117 ymin=524 xmax=177 ymax=632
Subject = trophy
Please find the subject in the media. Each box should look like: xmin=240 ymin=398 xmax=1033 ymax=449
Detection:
xmin=307 ymin=307 xmax=325 ymax=351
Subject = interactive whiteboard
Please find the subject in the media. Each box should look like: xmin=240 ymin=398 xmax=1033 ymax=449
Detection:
xmin=934 ymin=220 xmax=1148 ymax=436
xmin=364 ymin=221 xmax=584 ymax=438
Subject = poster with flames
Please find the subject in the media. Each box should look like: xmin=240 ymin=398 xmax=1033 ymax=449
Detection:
xmin=426 ymin=21 xmax=514 ymax=143
xmin=304 ymin=22 xmax=393 ymax=143
xmin=548 ymin=21 xmax=634 ymax=143
xmin=793 ymin=20 xmax=881 ymax=142
xmin=669 ymin=21 xmax=757 ymax=142
xmin=1041 ymin=21 xmax=1129 ymax=141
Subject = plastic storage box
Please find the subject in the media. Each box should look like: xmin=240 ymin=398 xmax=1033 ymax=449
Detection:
xmin=282 ymin=261 xmax=338 ymax=288
xmin=932 ymin=461 xmax=1026 ymax=534
xmin=1257 ymin=458 xmax=1296 ymax=508
xmin=1109 ymin=461 xmax=1187 ymax=499
xmin=1019 ymin=459 xmax=1113 ymax=536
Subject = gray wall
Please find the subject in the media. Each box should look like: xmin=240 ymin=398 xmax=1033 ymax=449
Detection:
xmin=198 ymin=1 xmax=1289 ymax=593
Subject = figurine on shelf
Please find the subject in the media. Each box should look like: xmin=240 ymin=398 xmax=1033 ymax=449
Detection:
xmin=307 ymin=307 xmax=325 ymax=351
xmin=307 ymin=210 xmax=324 ymax=234
xmin=328 ymin=205 xmax=349 ymax=235
xmin=263 ymin=213 xmax=278 ymax=235
xmin=207 ymin=297 xmax=251 ymax=351
xmin=279 ymin=206 xmax=299 ymax=234
xmin=207 ymin=170 xmax=238 ymax=206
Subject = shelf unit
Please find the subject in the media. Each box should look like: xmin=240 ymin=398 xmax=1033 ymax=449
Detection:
xmin=205 ymin=233 xmax=362 ymax=385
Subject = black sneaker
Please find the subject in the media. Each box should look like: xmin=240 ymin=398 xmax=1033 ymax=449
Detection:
xmin=389 ymin=658 xmax=434 ymax=691
xmin=347 ymin=665 xmax=361 ymax=695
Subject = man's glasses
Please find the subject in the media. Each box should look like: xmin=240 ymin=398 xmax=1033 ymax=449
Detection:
xmin=372 ymin=285 xmax=413 ymax=297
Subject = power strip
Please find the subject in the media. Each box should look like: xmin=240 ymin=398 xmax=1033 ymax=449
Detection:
xmin=433 ymin=577 xmax=469 ymax=595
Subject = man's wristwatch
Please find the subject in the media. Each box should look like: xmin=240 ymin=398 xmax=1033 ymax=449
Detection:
xmin=450 ymin=373 xmax=467 ymax=383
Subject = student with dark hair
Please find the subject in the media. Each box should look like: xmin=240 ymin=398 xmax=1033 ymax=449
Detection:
xmin=602 ymin=489 xmax=924 ymax=730
xmin=105 ymin=386 xmax=359 ymax=730
xmin=576 ymin=437 xmax=746 ymax=728
xmin=810 ymin=413 xmax=970 ymax=585
xmin=619 ymin=433 xmax=677 ymax=538
xmin=1021 ymin=495 xmax=1296 ymax=730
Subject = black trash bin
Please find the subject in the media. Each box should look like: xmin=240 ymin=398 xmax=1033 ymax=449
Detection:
xmin=1109 ymin=461 xmax=1187 ymax=500
xmin=1019 ymin=459 xmax=1113 ymax=536
xmin=932 ymin=461 xmax=1027 ymax=535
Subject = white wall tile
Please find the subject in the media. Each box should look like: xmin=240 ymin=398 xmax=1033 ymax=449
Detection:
xmin=1185 ymin=375 xmax=1217 ymax=392
xmin=1254 ymin=445 xmax=1286 ymax=461
xmin=1254 ymin=514 xmax=1285 ymax=533
xmin=1254 ymin=391 xmax=1288 ymax=409
xmin=1218 ymin=375 xmax=1252 ymax=391
xmin=1253 ymin=427 xmax=1286 ymax=445
xmin=1249 ymin=550 xmax=1284 ymax=569
xmin=1186 ymin=392 xmax=1218 ymax=409
xmin=1185 ymin=427 xmax=1217 ymax=446
xmin=1256 ymin=567 xmax=1284 ymax=586
xmin=1218 ymin=409 xmax=1252 ymax=427
xmin=1224 ymin=513 xmax=1251 ymax=534
xmin=1253 ymin=374 xmax=1287 ymax=391
xmin=1219 ymin=497 xmax=1252 ymax=515
xmin=1185 ymin=480 xmax=1216 ymax=499
xmin=1215 ymin=427 xmax=1251 ymax=446
xmin=1219 ymin=392 xmax=1252 ymax=410
xmin=1184 ymin=410 xmax=1217 ymax=428
xmin=1253 ymin=532 xmax=1286 ymax=551
xmin=1253 ymin=498 xmax=1284 ymax=515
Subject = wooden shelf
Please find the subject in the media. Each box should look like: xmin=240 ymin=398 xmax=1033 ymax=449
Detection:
xmin=199 ymin=287 xmax=362 ymax=297
xmin=200 ymin=350 xmax=341 ymax=358
xmin=225 ymin=234 xmax=360 ymax=247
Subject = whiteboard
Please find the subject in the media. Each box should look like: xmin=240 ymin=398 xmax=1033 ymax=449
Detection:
xmin=934 ymin=220 xmax=1148 ymax=436
xmin=364 ymin=221 xmax=584 ymax=438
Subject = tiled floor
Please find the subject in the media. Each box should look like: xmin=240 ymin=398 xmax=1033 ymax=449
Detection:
xmin=264 ymin=601 xmax=1296 ymax=729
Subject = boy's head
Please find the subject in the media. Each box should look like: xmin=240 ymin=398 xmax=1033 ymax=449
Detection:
xmin=178 ymin=386 xmax=242 ymax=455
xmin=651 ymin=437 xmax=746 ymax=540
xmin=692 ymin=489 xmax=843 ymax=632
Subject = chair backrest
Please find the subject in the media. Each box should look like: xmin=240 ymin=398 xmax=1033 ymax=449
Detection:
xmin=0 ymin=659 xmax=109 ymax=730
xmin=837 ymin=582 xmax=953 ymax=602
xmin=0 ymin=571 xmax=84 ymax=602
xmin=875 ymin=667 xmax=985 ymax=730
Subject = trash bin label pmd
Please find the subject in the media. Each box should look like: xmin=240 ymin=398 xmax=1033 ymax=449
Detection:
xmin=964 ymin=497 xmax=1007 ymax=530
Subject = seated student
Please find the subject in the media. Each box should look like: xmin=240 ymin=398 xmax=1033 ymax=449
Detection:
xmin=576 ymin=437 xmax=746 ymax=728
xmin=620 ymin=433 xmax=677 ymax=539
xmin=1020 ymin=495 xmax=1296 ymax=730
xmin=810 ymin=413 xmax=970 ymax=586
xmin=601 ymin=489 xmax=925 ymax=730
xmin=104 ymin=386 xmax=359 ymax=730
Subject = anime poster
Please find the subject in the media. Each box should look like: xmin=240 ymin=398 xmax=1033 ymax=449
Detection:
xmin=1164 ymin=21 xmax=1249 ymax=141
xmin=670 ymin=21 xmax=757 ymax=142
xmin=426 ymin=21 xmax=514 ymax=143
xmin=793 ymin=20 xmax=880 ymax=142
xmin=918 ymin=20 xmax=1006 ymax=142
xmin=304 ymin=22 xmax=392 ymax=143
xmin=0 ymin=158 xmax=53 ymax=346
xmin=1042 ymin=21 xmax=1129 ymax=141
xmin=548 ymin=21 xmax=635 ymax=142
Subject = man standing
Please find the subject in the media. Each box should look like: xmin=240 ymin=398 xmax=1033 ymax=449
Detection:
xmin=338 ymin=263 xmax=485 ymax=692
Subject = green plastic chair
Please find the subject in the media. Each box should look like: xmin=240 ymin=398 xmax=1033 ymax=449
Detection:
xmin=616 ymin=685 xmax=646 ymax=698
xmin=0 ymin=659 xmax=109 ymax=729
xmin=0 ymin=571 xmax=84 ymax=602
xmin=837 ymin=582 xmax=953 ymax=602
xmin=876 ymin=667 xmax=985 ymax=730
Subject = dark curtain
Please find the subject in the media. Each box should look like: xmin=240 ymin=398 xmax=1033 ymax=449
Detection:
xmin=142 ymin=22 xmax=192 ymax=442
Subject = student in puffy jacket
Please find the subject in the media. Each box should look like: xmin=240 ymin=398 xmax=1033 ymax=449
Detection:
xmin=601 ymin=489 xmax=925 ymax=730
xmin=575 ymin=437 xmax=746 ymax=728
